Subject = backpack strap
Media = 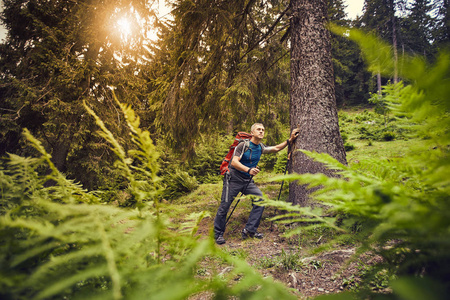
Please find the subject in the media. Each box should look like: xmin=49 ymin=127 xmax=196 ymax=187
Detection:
xmin=243 ymin=139 xmax=250 ymax=154
xmin=235 ymin=139 xmax=251 ymax=160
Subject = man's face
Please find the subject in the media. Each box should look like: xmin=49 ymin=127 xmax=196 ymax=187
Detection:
xmin=252 ymin=125 xmax=265 ymax=139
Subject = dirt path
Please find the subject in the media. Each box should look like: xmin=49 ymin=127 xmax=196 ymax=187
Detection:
xmin=195 ymin=212 xmax=381 ymax=299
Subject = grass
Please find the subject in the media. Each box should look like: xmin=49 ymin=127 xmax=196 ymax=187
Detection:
xmin=255 ymin=249 xmax=305 ymax=271
xmin=347 ymin=138 xmax=421 ymax=163
xmin=339 ymin=107 xmax=423 ymax=164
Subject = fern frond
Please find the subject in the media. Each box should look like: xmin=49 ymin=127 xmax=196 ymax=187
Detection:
xmin=96 ymin=216 xmax=122 ymax=300
xmin=113 ymin=94 xmax=160 ymax=178
xmin=83 ymin=99 xmax=161 ymax=208
xmin=179 ymin=211 xmax=211 ymax=237
xmin=82 ymin=102 xmax=128 ymax=164
xmin=21 ymin=129 xmax=97 ymax=204
xmin=34 ymin=265 xmax=109 ymax=300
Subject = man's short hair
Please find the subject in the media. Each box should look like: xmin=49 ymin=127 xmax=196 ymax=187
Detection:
xmin=251 ymin=123 xmax=264 ymax=134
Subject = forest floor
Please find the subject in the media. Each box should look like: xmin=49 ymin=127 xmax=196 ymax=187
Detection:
xmin=173 ymin=182 xmax=386 ymax=300
xmin=196 ymin=218 xmax=382 ymax=299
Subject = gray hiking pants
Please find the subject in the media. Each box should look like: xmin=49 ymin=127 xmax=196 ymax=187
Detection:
xmin=213 ymin=172 xmax=265 ymax=238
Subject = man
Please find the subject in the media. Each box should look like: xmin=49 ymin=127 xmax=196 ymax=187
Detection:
xmin=214 ymin=123 xmax=300 ymax=245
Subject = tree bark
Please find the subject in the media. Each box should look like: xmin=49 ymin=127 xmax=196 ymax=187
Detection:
xmin=288 ymin=0 xmax=347 ymax=206
xmin=377 ymin=72 xmax=382 ymax=95
xmin=51 ymin=142 xmax=71 ymax=173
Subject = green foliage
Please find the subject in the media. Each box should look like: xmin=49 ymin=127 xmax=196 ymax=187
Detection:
xmin=340 ymin=132 xmax=349 ymax=143
xmin=83 ymin=96 xmax=160 ymax=208
xmin=273 ymin=151 xmax=289 ymax=174
xmin=278 ymin=249 xmax=304 ymax=271
xmin=258 ymin=151 xmax=278 ymax=171
xmin=152 ymin=0 xmax=293 ymax=155
xmin=188 ymin=134 xmax=232 ymax=183
xmin=270 ymin=27 xmax=450 ymax=298
xmin=0 ymin=0 xmax=156 ymax=190
xmin=356 ymin=125 xmax=376 ymax=140
xmin=369 ymin=91 xmax=389 ymax=123
xmin=400 ymin=0 xmax=435 ymax=58
xmin=161 ymin=167 xmax=199 ymax=200
xmin=338 ymin=107 xmax=412 ymax=144
xmin=340 ymin=130 xmax=355 ymax=151
xmin=257 ymin=255 xmax=278 ymax=269
xmin=256 ymin=249 xmax=304 ymax=272
xmin=328 ymin=0 xmax=371 ymax=106
xmin=156 ymin=142 xmax=199 ymax=201
xmin=339 ymin=262 xmax=393 ymax=292
xmin=344 ymin=143 xmax=355 ymax=152
xmin=225 ymin=248 xmax=250 ymax=261
xmin=0 ymin=100 xmax=296 ymax=300
xmin=381 ymin=131 xmax=395 ymax=141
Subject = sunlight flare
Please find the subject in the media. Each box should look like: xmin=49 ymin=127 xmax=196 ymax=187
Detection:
xmin=116 ymin=17 xmax=132 ymax=42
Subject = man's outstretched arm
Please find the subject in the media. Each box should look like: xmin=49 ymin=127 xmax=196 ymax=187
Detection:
xmin=266 ymin=128 xmax=300 ymax=153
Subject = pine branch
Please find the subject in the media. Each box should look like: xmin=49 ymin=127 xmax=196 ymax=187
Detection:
xmin=240 ymin=3 xmax=291 ymax=60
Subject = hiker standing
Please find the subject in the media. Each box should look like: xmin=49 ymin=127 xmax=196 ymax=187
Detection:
xmin=214 ymin=123 xmax=300 ymax=245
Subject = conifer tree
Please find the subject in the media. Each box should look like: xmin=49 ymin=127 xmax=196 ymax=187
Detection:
xmin=288 ymin=0 xmax=347 ymax=205
xmin=400 ymin=0 xmax=434 ymax=57
xmin=358 ymin=0 xmax=401 ymax=89
xmin=328 ymin=0 xmax=371 ymax=105
xmin=152 ymin=1 xmax=347 ymax=206
xmin=0 ymin=0 xmax=155 ymax=189
xmin=432 ymin=0 xmax=450 ymax=48
xmin=154 ymin=0 xmax=292 ymax=151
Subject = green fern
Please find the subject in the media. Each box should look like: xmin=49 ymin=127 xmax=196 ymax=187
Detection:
xmin=270 ymin=27 xmax=450 ymax=298
xmin=0 ymin=99 xmax=296 ymax=300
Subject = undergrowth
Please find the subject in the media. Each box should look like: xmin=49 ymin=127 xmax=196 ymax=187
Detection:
xmin=0 ymin=96 xmax=295 ymax=299
xmin=265 ymin=26 xmax=450 ymax=299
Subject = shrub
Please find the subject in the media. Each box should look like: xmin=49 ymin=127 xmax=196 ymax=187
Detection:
xmin=161 ymin=168 xmax=199 ymax=200
xmin=344 ymin=143 xmax=355 ymax=151
xmin=357 ymin=125 xmax=376 ymax=140
xmin=353 ymin=110 xmax=374 ymax=123
xmin=259 ymin=152 xmax=278 ymax=171
xmin=256 ymin=250 xmax=304 ymax=271
xmin=273 ymin=151 xmax=288 ymax=174
xmin=278 ymin=249 xmax=304 ymax=271
xmin=381 ymin=131 xmax=395 ymax=141
xmin=257 ymin=255 xmax=278 ymax=269
xmin=338 ymin=111 xmax=351 ymax=123
xmin=369 ymin=91 xmax=390 ymax=126
xmin=188 ymin=134 xmax=232 ymax=183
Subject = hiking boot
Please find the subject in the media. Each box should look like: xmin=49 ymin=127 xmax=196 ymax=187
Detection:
xmin=253 ymin=232 xmax=263 ymax=239
xmin=242 ymin=228 xmax=263 ymax=240
xmin=215 ymin=235 xmax=226 ymax=245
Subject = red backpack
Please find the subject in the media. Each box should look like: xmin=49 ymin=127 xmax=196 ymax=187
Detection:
xmin=220 ymin=132 xmax=252 ymax=175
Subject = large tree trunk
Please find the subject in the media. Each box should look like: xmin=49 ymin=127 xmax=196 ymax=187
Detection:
xmin=288 ymin=0 xmax=347 ymax=206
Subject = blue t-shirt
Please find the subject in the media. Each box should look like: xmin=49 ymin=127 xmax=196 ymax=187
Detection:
xmin=233 ymin=141 xmax=263 ymax=177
